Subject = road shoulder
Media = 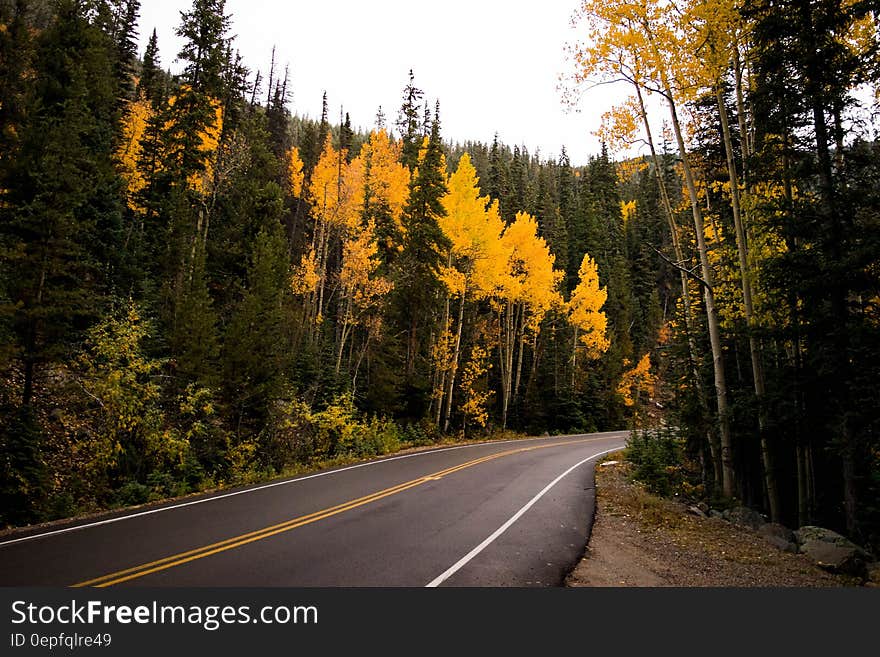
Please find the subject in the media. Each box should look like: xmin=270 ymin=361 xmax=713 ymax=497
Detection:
xmin=566 ymin=459 xmax=854 ymax=587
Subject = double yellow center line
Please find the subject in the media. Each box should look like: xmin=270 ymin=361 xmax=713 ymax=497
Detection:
xmin=73 ymin=437 xmax=599 ymax=587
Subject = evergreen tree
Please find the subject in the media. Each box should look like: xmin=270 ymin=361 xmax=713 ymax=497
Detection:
xmin=0 ymin=0 xmax=123 ymax=522
xmin=223 ymin=222 xmax=292 ymax=435
xmin=396 ymin=69 xmax=424 ymax=171
xmin=1 ymin=0 xmax=123 ymax=407
xmin=266 ymin=66 xmax=290 ymax=160
xmin=391 ymin=105 xmax=449 ymax=418
xmin=176 ymin=0 xmax=230 ymax=97
xmin=137 ymin=28 xmax=164 ymax=106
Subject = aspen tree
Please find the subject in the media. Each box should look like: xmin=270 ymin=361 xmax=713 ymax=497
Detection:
xmin=571 ymin=0 xmax=736 ymax=496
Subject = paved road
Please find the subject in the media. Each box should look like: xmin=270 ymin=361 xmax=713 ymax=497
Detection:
xmin=0 ymin=431 xmax=627 ymax=587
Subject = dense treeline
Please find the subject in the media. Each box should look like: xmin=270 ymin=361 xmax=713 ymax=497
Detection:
xmin=571 ymin=0 xmax=880 ymax=549
xmin=0 ymin=0 xmax=664 ymax=526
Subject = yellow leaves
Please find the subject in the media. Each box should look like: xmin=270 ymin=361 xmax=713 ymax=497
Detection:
xmin=568 ymin=253 xmax=610 ymax=358
xmin=187 ymin=98 xmax=223 ymax=194
xmin=291 ymin=248 xmax=320 ymax=296
xmin=620 ymin=199 xmax=637 ymax=224
xmin=308 ymin=134 xmax=364 ymax=231
xmin=117 ymin=97 xmax=153 ymax=212
xmin=440 ymin=153 xmax=491 ymax=257
xmin=439 ymin=266 xmax=468 ymax=297
xmin=286 ymin=146 xmax=304 ymax=198
xmin=843 ymin=0 xmax=879 ymax=59
xmin=78 ymin=301 xmax=166 ymax=472
xmin=460 ymin=343 xmax=493 ymax=430
xmin=500 ymin=211 xmax=565 ymax=331
xmin=617 ymin=158 xmax=649 ymax=184
xmin=431 ymin=322 xmax=455 ymax=389
xmin=361 ymin=129 xmax=410 ymax=235
xmin=438 ymin=153 xmax=509 ymax=299
xmin=595 ymin=97 xmax=641 ymax=155
xmin=617 ymin=353 xmax=655 ymax=406
xmin=340 ymin=220 xmax=393 ymax=311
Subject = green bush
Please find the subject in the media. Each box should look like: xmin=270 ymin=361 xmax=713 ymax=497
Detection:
xmin=625 ymin=427 xmax=686 ymax=497
xmin=112 ymin=481 xmax=151 ymax=507
xmin=399 ymin=421 xmax=437 ymax=447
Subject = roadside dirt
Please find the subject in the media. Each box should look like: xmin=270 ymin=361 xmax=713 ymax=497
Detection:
xmin=566 ymin=458 xmax=853 ymax=587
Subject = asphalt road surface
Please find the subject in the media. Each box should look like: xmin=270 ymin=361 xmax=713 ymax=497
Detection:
xmin=0 ymin=431 xmax=627 ymax=587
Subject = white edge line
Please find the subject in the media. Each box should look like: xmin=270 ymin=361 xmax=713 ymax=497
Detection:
xmin=425 ymin=445 xmax=624 ymax=587
xmin=0 ymin=432 xmax=629 ymax=548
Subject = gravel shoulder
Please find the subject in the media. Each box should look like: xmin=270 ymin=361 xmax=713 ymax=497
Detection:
xmin=566 ymin=458 xmax=856 ymax=587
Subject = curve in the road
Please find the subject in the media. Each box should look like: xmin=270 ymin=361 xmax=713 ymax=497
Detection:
xmin=0 ymin=431 xmax=628 ymax=587
xmin=75 ymin=437 xmax=609 ymax=587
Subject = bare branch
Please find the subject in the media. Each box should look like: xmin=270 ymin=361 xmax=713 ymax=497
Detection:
xmin=649 ymin=243 xmax=712 ymax=290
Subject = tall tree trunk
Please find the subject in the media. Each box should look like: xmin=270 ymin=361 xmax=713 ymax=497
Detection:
xmin=513 ymin=303 xmax=526 ymax=403
xmin=715 ymin=86 xmax=780 ymax=522
xmin=660 ymin=75 xmax=736 ymax=498
xmin=434 ymin=279 xmax=452 ymax=428
xmin=499 ymin=302 xmax=515 ymax=430
xmin=802 ymin=4 xmax=858 ymax=534
xmin=633 ymin=82 xmax=721 ymax=489
xmin=443 ymin=291 xmax=466 ymax=433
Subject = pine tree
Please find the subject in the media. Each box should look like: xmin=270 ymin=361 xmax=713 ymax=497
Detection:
xmin=176 ymin=0 xmax=230 ymax=97
xmin=392 ymin=106 xmax=448 ymax=418
xmin=266 ymin=68 xmax=290 ymax=160
xmin=1 ymin=0 xmax=123 ymax=407
xmin=137 ymin=28 xmax=164 ymax=107
xmin=113 ymin=0 xmax=140 ymax=103
xmin=396 ymin=69 xmax=424 ymax=171
xmin=0 ymin=0 xmax=123 ymax=522
xmin=223 ymin=222 xmax=292 ymax=435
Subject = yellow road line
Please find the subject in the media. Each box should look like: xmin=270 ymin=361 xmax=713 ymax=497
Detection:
xmin=73 ymin=436 xmax=604 ymax=587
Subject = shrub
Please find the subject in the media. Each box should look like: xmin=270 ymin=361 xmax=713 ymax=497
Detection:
xmin=625 ymin=427 xmax=686 ymax=497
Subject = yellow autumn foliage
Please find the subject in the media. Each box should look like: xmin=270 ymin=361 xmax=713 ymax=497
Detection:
xmin=308 ymin=134 xmax=364 ymax=231
xmin=361 ymin=129 xmax=410 ymax=239
xmin=617 ymin=353 xmax=655 ymax=406
xmin=620 ymin=199 xmax=637 ymax=224
xmin=340 ymin=220 xmax=393 ymax=310
xmin=439 ymin=153 xmax=508 ymax=298
xmin=286 ymin=146 xmax=305 ymax=198
xmin=569 ymin=253 xmax=610 ymax=357
xmin=291 ymin=248 xmax=320 ymax=295
xmin=460 ymin=343 xmax=493 ymax=432
xmin=500 ymin=211 xmax=565 ymax=332
xmin=117 ymin=97 xmax=153 ymax=212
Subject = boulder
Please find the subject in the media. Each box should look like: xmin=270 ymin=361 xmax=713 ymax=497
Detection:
xmin=794 ymin=526 xmax=865 ymax=550
xmin=759 ymin=523 xmax=798 ymax=552
xmin=794 ymin=526 xmax=869 ymax=577
xmin=759 ymin=523 xmax=796 ymax=543
xmin=727 ymin=506 xmax=766 ymax=530
xmin=687 ymin=505 xmax=707 ymax=518
xmin=709 ymin=510 xmax=724 ymax=519
xmin=763 ymin=535 xmax=798 ymax=553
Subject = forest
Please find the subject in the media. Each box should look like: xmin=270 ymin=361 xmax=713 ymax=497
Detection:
xmin=0 ymin=0 xmax=878 ymax=554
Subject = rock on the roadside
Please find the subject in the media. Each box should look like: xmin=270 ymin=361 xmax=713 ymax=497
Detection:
xmin=759 ymin=523 xmax=797 ymax=552
xmin=794 ymin=526 xmax=869 ymax=577
xmin=727 ymin=506 xmax=765 ymax=530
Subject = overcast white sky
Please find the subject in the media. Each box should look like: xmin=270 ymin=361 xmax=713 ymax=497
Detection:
xmin=138 ymin=0 xmax=619 ymax=164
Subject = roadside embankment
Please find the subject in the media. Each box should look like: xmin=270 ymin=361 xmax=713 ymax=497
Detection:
xmin=566 ymin=458 xmax=873 ymax=587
